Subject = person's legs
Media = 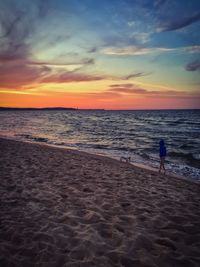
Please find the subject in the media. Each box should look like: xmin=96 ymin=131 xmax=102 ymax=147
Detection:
xmin=162 ymin=158 xmax=166 ymax=174
xmin=159 ymin=157 xmax=166 ymax=173
xmin=159 ymin=159 xmax=162 ymax=173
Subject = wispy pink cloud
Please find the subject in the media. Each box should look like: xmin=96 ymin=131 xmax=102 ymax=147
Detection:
xmin=40 ymin=71 xmax=104 ymax=83
xmin=109 ymin=85 xmax=147 ymax=94
xmin=107 ymin=83 xmax=200 ymax=98
xmin=0 ymin=64 xmax=51 ymax=89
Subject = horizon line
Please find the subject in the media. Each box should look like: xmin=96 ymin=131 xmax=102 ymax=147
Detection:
xmin=0 ymin=107 xmax=200 ymax=111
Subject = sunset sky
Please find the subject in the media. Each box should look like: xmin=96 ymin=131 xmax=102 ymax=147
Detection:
xmin=0 ymin=0 xmax=200 ymax=109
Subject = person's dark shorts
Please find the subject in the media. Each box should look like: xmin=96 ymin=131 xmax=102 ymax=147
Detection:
xmin=160 ymin=156 xmax=165 ymax=161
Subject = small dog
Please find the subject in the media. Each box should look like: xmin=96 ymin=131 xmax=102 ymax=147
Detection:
xmin=120 ymin=152 xmax=131 ymax=163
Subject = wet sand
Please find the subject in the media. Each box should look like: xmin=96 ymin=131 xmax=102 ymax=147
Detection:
xmin=0 ymin=137 xmax=200 ymax=267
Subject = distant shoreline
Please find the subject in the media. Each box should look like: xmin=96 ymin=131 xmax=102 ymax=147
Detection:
xmin=0 ymin=107 xmax=106 ymax=111
xmin=0 ymin=107 xmax=199 ymax=111
xmin=0 ymin=107 xmax=78 ymax=111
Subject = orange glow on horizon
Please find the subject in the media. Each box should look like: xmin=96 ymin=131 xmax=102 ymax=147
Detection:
xmin=1 ymin=88 xmax=199 ymax=110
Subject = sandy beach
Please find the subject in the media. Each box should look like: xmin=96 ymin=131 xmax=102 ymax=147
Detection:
xmin=0 ymin=137 xmax=200 ymax=267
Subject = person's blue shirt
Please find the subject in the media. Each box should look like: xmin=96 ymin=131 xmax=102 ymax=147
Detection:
xmin=159 ymin=140 xmax=166 ymax=157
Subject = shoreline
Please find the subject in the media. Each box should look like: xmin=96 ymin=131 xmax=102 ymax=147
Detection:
xmin=1 ymin=135 xmax=199 ymax=185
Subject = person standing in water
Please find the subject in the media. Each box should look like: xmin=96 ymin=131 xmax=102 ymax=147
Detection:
xmin=159 ymin=139 xmax=166 ymax=174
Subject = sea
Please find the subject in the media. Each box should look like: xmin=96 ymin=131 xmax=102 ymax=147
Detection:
xmin=0 ymin=109 xmax=200 ymax=181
